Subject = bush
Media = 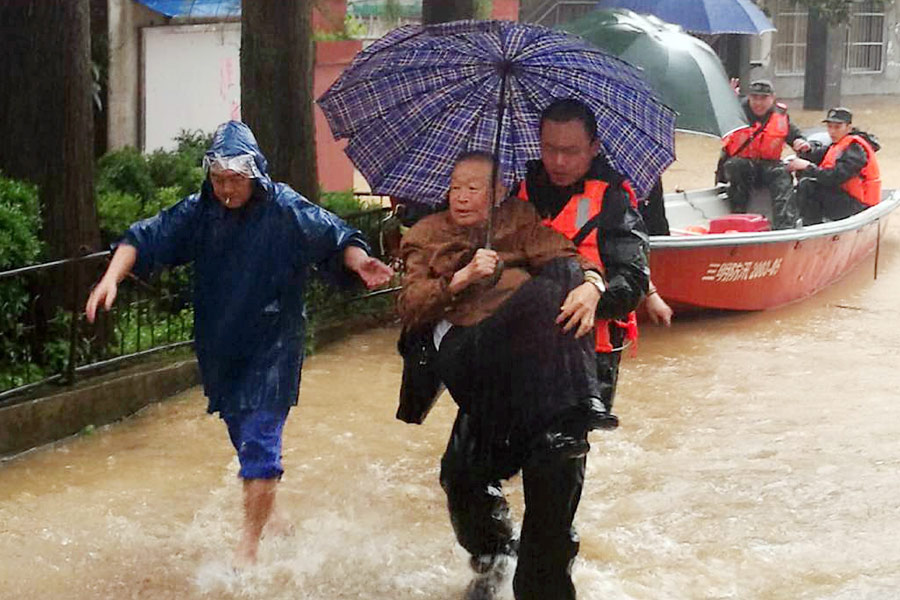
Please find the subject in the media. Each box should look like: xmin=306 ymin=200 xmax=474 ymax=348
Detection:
xmin=0 ymin=173 xmax=42 ymax=269
xmin=96 ymin=190 xmax=143 ymax=243
xmin=173 ymin=129 xmax=213 ymax=168
xmin=146 ymin=149 xmax=204 ymax=199
xmin=96 ymin=130 xmax=211 ymax=244
xmin=0 ymin=173 xmax=43 ymax=388
xmin=96 ymin=147 xmax=155 ymax=204
xmin=319 ymin=189 xmax=377 ymax=216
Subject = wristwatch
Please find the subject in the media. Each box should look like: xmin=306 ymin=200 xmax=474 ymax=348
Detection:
xmin=583 ymin=270 xmax=606 ymax=295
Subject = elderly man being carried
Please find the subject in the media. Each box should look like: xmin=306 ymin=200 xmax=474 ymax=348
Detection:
xmin=398 ymin=151 xmax=615 ymax=600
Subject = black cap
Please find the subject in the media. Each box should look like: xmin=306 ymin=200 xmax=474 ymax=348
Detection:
xmin=748 ymin=79 xmax=774 ymax=95
xmin=823 ymin=107 xmax=853 ymax=123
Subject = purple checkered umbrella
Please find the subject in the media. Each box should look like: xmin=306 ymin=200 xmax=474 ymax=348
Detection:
xmin=317 ymin=20 xmax=676 ymax=205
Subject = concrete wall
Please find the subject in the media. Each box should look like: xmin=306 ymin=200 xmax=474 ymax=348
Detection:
xmin=0 ymin=360 xmax=200 ymax=458
xmin=107 ymin=0 xmax=166 ymax=149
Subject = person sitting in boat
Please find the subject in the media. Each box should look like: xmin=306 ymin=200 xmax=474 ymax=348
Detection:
xmin=398 ymin=151 xmax=615 ymax=600
xmin=719 ymin=79 xmax=810 ymax=229
xmin=786 ymin=107 xmax=882 ymax=225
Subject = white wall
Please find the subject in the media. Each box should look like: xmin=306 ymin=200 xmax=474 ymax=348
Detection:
xmin=142 ymin=23 xmax=241 ymax=151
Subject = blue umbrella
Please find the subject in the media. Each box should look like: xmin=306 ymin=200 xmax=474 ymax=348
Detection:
xmin=317 ymin=20 xmax=676 ymax=205
xmin=593 ymin=0 xmax=776 ymax=35
xmin=135 ymin=0 xmax=241 ymax=18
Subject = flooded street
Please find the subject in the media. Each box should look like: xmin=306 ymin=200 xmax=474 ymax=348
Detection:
xmin=2 ymin=96 xmax=900 ymax=599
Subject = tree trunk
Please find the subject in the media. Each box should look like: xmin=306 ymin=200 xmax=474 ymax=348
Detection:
xmin=0 ymin=0 xmax=100 ymax=261
xmin=422 ymin=0 xmax=476 ymax=24
xmin=802 ymin=7 xmax=844 ymax=110
xmin=91 ymin=0 xmax=109 ymax=159
xmin=241 ymin=0 xmax=319 ymax=203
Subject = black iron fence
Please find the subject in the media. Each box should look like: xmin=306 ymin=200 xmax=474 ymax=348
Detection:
xmin=0 ymin=206 xmax=401 ymax=406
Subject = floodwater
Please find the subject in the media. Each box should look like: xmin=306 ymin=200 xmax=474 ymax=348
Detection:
xmin=2 ymin=97 xmax=900 ymax=599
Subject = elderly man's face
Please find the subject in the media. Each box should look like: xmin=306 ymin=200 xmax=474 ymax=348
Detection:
xmin=748 ymin=93 xmax=775 ymax=117
xmin=540 ymin=119 xmax=599 ymax=188
xmin=827 ymin=121 xmax=853 ymax=143
xmin=210 ymin=168 xmax=254 ymax=209
xmin=448 ymin=159 xmax=497 ymax=227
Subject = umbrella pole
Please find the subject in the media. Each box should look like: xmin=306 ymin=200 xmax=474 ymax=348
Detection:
xmin=485 ymin=65 xmax=510 ymax=251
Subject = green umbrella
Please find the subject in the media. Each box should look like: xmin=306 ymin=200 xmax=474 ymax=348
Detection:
xmin=561 ymin=9 xmax=747 ymax=137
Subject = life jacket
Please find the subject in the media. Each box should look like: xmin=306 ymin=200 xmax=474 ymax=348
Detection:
xmin=819 ymin=134 xmax=882 ymax=207
xmin=722 ymin=105 xmax=791 ymax=161
xmin=516 ymin=179 xmax=639 ymax=354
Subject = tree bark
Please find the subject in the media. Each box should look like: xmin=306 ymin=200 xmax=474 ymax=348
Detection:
xmin=0 ymin=0 xmax=100 ymax=261
xmin=802 ymin=7 xmax=844 ymax=110
xmin=241 ymin=0 xmax=319 ymax=203
xmin=422 ymin=0 xmax=476 ymax=24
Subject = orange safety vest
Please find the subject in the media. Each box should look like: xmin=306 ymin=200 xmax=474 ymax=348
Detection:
xmin=819 ymin=134 xmax=882 ymax=207
xmin=722 ymin=107 xmax=790 ymax=161
xmin=517 ymin=179 xmax=639 ymax=354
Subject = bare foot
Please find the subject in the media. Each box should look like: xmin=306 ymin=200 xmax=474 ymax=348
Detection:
xmin=263 ymin=511 xmax=295 ymax=538
xmin=232 ymin=533 xmax=259 ymax=569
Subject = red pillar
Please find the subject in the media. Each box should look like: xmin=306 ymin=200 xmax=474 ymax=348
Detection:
xmin=314 ymin=40 xmax=362 ymax=192
xmin=491 ymin=0 xmax=520 ymax=21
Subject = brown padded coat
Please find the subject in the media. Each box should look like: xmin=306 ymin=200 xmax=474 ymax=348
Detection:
xmin=398 ymin=198 xmax=597 ymax=328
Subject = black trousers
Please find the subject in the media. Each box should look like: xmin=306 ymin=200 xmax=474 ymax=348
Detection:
xmin=723 ymin=157 xmax=798 ymax=229
xmin=434 ymin=258 xmax=603 ymax=600
xmin=440 ymin=412 xmax=585 ymax=600
xmin=596 ymin=328 xmax=623 ymax=414
xmin=796 ymin=178 xmax=867 ymax=224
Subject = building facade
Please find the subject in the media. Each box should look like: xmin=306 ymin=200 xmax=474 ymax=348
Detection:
xmin=748 ymin=0 xmax=899 ymax=98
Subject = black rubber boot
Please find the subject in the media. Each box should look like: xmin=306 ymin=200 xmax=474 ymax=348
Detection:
xmin=465 ymin=553 xmax=513 ymax=600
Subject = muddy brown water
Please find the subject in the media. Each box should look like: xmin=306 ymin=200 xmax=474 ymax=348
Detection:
xmin=2 ymin=97 xmax=899 ymax=599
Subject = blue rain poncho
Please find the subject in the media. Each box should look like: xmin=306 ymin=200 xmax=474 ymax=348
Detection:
xmin=123 ymin=121 xmax=369 ymax=414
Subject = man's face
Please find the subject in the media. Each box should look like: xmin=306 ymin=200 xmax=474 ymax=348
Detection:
xmin=540 ymin=119 xmax=599 ymax=188
xmin=209 ymin=168 xmax=254 ymax=209
xmin=748 ymin=93 xmax=775 ymax=117
xmin=826 ymin=122 xmax=852 ymax=143
xmin=448 ymin=159 xmax=494 ymax=227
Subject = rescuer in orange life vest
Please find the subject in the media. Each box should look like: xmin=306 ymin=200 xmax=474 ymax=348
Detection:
xmin=720 ymin=79 xmax=811 ymax=229
xmin=786 ymin=107 xmax=882 ymax=225
xmin=514 ymin=99 xmax=651 ymax=422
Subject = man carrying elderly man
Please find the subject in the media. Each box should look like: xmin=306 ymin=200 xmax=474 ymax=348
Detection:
xmin=399 ymin=151 xmax=617 ymax=600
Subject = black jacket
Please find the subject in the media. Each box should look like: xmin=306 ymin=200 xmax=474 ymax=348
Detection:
xmin=801 ymin=129 xmax=880 ymax=187
xmin=519 ymin=157 xmax=650 ymax=320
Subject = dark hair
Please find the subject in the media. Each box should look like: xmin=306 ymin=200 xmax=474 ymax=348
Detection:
xmin=540 ymin=99 xmax=597 ymax=140
xmin=454 ymin=150 xmax=497 ymax=168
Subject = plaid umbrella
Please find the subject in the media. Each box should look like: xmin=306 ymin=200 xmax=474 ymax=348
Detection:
xmin=317 ymin=20 xmax=676 ymax=205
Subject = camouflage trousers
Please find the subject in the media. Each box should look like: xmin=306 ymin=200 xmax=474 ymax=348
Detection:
xmin=723 ymin=157 xmax=798 ymax=229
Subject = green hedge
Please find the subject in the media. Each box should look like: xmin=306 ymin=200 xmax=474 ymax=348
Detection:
xmin=95 ymin=130 xmax=210 ymax=245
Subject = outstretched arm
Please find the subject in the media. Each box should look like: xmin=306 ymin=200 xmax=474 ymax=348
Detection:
xmin=342 ymin=245 xmax=394 ymax=289
xmin=85 ymin=244 xmax=138 ymax=323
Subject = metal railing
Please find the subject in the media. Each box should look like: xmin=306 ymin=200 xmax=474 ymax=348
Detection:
xmin=0 ymin=206 xmax=400 ymax=406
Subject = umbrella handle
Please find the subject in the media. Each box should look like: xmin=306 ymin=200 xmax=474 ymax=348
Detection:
xmin=486 ymin=259 xmax=505 ymax=288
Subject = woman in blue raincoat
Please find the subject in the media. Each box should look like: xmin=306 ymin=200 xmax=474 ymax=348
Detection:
xmin=85 ymin=121 xmax=393 ymax=567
